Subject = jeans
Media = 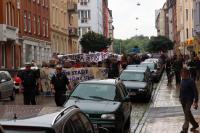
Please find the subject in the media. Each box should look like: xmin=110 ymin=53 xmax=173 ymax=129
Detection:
xmin=23 ymin=88 xmax=36 ymax=105
xmin=181 ymin=100 xmax=198 ymax=131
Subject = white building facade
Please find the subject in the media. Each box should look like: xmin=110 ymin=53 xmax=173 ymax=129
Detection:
xmin=78 ymin=0 xmax=104 ymax=53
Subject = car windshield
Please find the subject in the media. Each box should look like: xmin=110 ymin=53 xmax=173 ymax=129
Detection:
xmin=141 ymin=63 xmax=155 ymax=70
xmin=120 ymin=71 xmax=144 ymax=82
xmin=70 ymin=83 xmax=117 ymax=101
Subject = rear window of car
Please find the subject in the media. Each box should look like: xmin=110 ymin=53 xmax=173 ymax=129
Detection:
xmin=120 ymin=71 xmax=144 ymax=82
xmin=3 ymin=126 xmax=54 ymax=133
xmin=71 ymin=83 xmax=118 ymax=101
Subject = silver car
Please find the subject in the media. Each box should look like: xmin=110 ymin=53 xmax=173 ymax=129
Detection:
xmin=0 ymin=71 xmax=15 ymax=101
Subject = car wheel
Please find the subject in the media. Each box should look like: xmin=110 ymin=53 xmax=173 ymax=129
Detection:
xmin=144 ymin=93 xmax=151 ymax=103
xmin=10 ymin=90 xmax=15 ymax=101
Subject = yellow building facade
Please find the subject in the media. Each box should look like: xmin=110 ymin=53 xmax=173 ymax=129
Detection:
xmin=50 ymin=0 xmax=78 ymax=55
xmin=176 ymin=0 xmax=195 ymax=55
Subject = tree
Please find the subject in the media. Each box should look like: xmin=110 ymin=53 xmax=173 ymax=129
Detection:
xmin=80 ymin=31 xmax=112 ymax=53
xmin=147 ymin=36 xmax=174 ymax=52
xmin=113 ymin=35 xmax=150 ymax=54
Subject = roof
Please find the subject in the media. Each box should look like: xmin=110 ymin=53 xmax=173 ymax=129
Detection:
xmin=0 ymin=105 xmax=76 ymax=128
xmin=81 ymin=79 xmax=118 ymax=85
xmin=122 ymin=69 xmax=146 ymax=73
xmin=126 ymin=65 xmax=147 ymax=70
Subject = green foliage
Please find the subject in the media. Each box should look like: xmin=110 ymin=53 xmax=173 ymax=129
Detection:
xmin=80 ymin=31 xmax=112 ymax=53
xmin=147 ymin=36 xmax=174 ymax=52
xmin=113 ymin=35 xmax=150 ymax=54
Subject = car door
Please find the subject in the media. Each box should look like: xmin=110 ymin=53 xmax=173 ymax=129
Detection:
xmin=4 ymin=72 xmax=13 ymax=97
xmin=0 ymin=72 xmax=9 ymax=99
xmin=117 ymin=83 xmax=131 ymax=123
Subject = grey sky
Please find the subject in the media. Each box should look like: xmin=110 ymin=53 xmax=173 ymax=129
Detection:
xmin=108 ymin=0 xmax=166 ymax=39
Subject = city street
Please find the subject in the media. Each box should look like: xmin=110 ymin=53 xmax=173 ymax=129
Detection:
xmin=0 ymin=82 xmax=158 ymax=133
xmin=2 ymin=73 xmax=200 ymax=133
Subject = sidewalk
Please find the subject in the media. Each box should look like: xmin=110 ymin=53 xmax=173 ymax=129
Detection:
xmin=139 ymin=74 xmax=200 ymax=133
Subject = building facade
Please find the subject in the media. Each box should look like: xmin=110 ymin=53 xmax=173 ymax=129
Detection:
xmin=155 ymin=3 xmax=168 ymax=37
xmin=108 ymin=9 xmax=114 ymax=52
xmin=78 ymin=0 xmax=104 ymax=52
xmin=20 ymin=0 xmax=51 ymax=65
xmin=0 ymin=0 xmax=21 ymax=69
xmin=67 ymin=0 xmax=79 ymax=54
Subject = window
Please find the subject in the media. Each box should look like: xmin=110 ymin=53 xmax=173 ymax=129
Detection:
xmin=42 ymin=0 xmax=45 ymax=6
xmin=37 ymin=0 xmax=40 ymax=4
xmin=1 ymin=44 xmax=6 ymax=68
xmin=80 ymin=0 xmax=89 ymax=5
xmin=6 ymin=3 xmax=8 ymax=24
xmin=43 ymin=18 xmax=45 ymax=36
xmin=79 ymin=10 xmax=91 ymax=23
xmin=46 ymin=19 xmax=49 ymax=37
xmin=186 ymin=28 xmax=189 ymax=39
xmin=28 ymin=12 xmax=31 ymax=32
xmin=17 ymin=11 xmax=20 ymax=28
xmin=24 ymin=11 xmax=27 ymax=31
xmin=37 ymin=16 xmax=40 ymax=35
xmin=186 ymin=9 xmax=188 ymax=20
xmin=33 ymin=16 xmax=36 ymax=34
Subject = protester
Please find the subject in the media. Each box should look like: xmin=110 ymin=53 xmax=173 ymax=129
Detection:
xmin=180 ymin=67 xmax=199 ymax=133
xmin=19 ymin=62 xmax=39 ymax=105
xmin=173 ymin=55 xmax=183 ymax=85
xmin=51 ymin=64 xmax=71 ymax=106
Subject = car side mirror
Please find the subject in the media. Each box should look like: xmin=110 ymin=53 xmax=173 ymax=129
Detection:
xmin=98 ymin=127 xmax=109 ymax=133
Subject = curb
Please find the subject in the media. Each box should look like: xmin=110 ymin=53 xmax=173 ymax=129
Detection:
xmin=133 ymin=73 xmax=166 ymax=133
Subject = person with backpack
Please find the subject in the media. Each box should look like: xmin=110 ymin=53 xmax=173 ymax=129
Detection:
xmin=51 ymin=64 xmax=71 ymax=106
xmin=20 ymin=63 xmax=39 ymax=105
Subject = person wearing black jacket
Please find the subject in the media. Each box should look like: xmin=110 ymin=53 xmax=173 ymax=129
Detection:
xmin=20 ymin=63 xmax=39 ymax=105
xmin=180 ymin=67 xmax=199 ymax=133
xmin=51 ymin=65 xmax=71 ymax=106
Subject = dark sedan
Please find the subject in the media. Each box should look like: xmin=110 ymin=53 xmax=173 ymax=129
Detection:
xmin=64 ymin=79 xmax=132 ymax=133
xmin=119 ymin=70 xmax=153 ymax=102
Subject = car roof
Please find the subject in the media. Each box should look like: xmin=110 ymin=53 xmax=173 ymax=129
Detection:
xmin=122 ymin=69 xmax=146 ymax=73
xmin=81 ymin=79 xmax=117 ymax=85
xmin=0 ymin=105 xmax=77 ymax=128
xmin=126 ymin=65 xmax=148 ymax=70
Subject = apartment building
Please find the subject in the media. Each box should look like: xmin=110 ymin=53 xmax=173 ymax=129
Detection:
xmin=176 ymin=0 xmax=194 ymax=54
xmin=78 ymin=0 xmax=104 ymax=52
xmin=155 ymin=3 xmax=168 ymax=37
xmin=19 ymin=0 xmax=51 ymax=65
xmin=0 ymin=0 xmax=21 ymax=69
xmin=108 ymin=9 xmax=114 ymax=52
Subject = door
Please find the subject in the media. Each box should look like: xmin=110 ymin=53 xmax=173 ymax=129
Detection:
xmin=0 ymin=72 xmax=9 ymax=99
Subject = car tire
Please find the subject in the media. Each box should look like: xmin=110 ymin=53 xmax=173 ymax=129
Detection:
xmin=10 ymin=90 xmax=15 ymax=101
xmin=144 ymin=93 xmax=151 ymax=103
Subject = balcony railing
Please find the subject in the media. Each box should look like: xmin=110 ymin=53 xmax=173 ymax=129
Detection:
xmin=68 ymin=27 xmax=78 ymax=37
xmin=67 ymin=2 xmax=77 ymax=13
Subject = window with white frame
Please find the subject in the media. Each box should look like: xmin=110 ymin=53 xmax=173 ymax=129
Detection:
xmin=42 ymin=0 xmax=45 ymax=6
xmin=43 ymin=18 xmax=45 ymax=36
xmin=33 ymin=16 xmax=36 ymax=34
xmin=79 ymin=10 xmax=90 ymax=23
xmin=28 ymin=12 xmax=31 ymax=32
xmin=37 ymin=0 xmax=40 ymax=4
xmin=80 ymin=0 xmax=89 ymax=5
xmin=24 ymin=11 xmax=27 ymax=31
xmin=38 ymin=16 xmax=40 ymax=35
xmin=46 ymin=19 xmax=48 ymax=37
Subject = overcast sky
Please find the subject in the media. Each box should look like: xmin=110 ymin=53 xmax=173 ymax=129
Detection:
xmin=108 ymin=0 xmax=166 ymax=39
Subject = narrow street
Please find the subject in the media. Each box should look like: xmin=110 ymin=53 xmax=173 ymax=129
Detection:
xmin=137 ymin=74 xmax=200 ymax=133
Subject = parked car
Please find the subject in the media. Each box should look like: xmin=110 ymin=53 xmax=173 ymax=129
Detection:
xmin=0 ymin=105 xmax=107 ymax=133
xmin=64 ymin=79 xmax=132 ymax=133
xmin=125 ymin=65 xmax=151 ymax=72
xmin=119 ymin=69 xmax=153 ymax=102
xmin=144 ymin=58 xmax=165 ymax=74
xmin=140 ymin=62 xmax=161 ymax=82
xmin=0 ymin=71 xmax=15 ymax=101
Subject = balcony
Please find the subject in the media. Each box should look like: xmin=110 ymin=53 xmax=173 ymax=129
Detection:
xmin=67 ymin=2 xmax=77 ymax=13
xmin=0 ymin=24 xmax=19 ymax=42
xmin=68 ymin=27 xmax=78 ymax=37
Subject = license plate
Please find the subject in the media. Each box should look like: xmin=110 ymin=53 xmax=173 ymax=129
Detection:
xmin=129 ymin=92 xmax=136 ymax=96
